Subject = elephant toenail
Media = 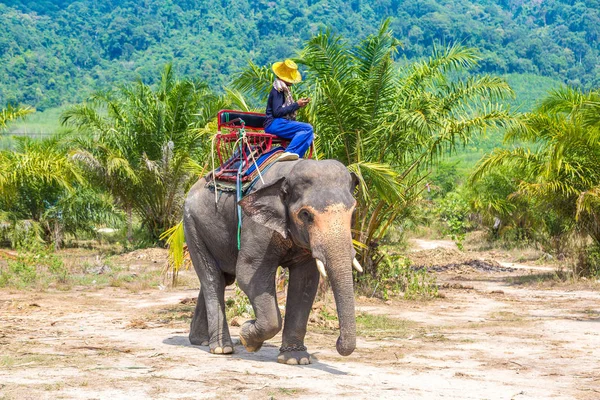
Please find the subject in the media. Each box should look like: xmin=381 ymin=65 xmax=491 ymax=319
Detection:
xmin=286 ymin=358 xmax=299 ymax=365
xmin=201 ymin=341 xmax=209 ymax=346
xmin=213 ymin=347 xmax=223 ymax=354
xmin=223 ymin=346 xmax=233 ymax=354
xmin=299 ymin=358 xmax=309 ymax=365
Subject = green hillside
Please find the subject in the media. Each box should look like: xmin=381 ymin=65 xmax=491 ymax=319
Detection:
xmin=1 ymin=0 xmax=598 ymax=110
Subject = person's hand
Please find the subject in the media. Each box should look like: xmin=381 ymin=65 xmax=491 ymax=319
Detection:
xmin=297 ymin=97 xmax=311 ymax=107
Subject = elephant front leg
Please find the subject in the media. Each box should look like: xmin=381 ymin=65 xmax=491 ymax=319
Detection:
xmin=189 ymin=286 xmax=209 ymax=346
xmin=236 ymin=261 xmax=282 ymax=353
xmin=279 ymin=260 xmax=320 ymax=365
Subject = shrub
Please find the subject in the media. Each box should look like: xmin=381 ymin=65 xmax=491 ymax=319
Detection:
xmin=576 ymin=245 xmax=600 ymax=278
xmin=435 ymin=191 xmax=473 ymax=250
xmin=0 ymin=243 xmax=68 ymax=288
xmin=357 ymin=251 xmax=438 ymax=300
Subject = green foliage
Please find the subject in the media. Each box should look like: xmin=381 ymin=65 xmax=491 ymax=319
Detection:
xmin=577 ymin=245 xmax=600 ymax=279
xmin=356 ymin=252 xmax=438 ymax=300
xmin=355 ymin=313 xmax=414 ymax=338
xmin=435 ymin=191 xmax=472 ymax=250
xmin=0 ymin=132 xmax=122 ymax=248
xmin=471 ymin=86 xmax=600 ymax=271
xmin=0 ymin=1 xmax=597 ymax=110
xmin=160 ymin=221 xmax=189 ymax=285
xmin=225 ymin=284 xmax=255 ymax=320
xmin=426 ymin=161 xmax=462 ymax=199
xmin=0 ymin=219 xmax=44 ymax=248
xmin=63 ymin=64 xmax=224 ymax=241
xmin=237 ymin=22 xmax=514 ymax=274
xmin=0 ymin=104 xmax=34 ymax=131
xmin=467 ymin=164 xmax=542 ymax=247
xmin=0 ymin=243 xmax=68 ymax=288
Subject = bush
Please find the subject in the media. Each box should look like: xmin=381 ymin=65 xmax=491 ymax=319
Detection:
xmin=0 ymin=220 xmax=44 ymax=248
xmin=435 ymin=191 xmax=473 ymax=250
xmin=357 ymin=251 xmax=438 ymax=300
xmin=576 ymin=245 xmax=600 ymax=278
xmin=0 ymin=243 xmax=68 ymax=288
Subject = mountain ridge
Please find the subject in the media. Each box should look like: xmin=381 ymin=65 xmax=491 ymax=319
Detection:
xmin=1 ymin=0 xmax=598 ymax=110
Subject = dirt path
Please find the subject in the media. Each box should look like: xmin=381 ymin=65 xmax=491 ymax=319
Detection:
xmin=1 ymin=246 xmax=599 ymax=399
xmin=409 ymin=238 xmax=458 ymax=251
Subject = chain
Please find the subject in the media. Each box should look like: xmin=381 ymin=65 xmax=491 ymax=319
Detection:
xmin=279 ymin=344 xmax=307 ymax=353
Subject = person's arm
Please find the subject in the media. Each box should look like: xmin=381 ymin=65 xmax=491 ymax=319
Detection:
xmin=271 ymin=90 xmax=299 ymax=118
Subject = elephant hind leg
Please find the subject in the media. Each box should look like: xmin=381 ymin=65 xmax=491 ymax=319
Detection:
xmin=189 ymin=286 xmax=209 ymax=346
xmin=185 ymin=222 xmax=233 ymax=355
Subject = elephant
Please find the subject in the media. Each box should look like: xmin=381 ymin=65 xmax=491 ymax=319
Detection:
xmin=183 ymin=158 xmax=361 ymax=365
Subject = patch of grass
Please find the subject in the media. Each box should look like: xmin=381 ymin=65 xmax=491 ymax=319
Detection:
xmin=0 ymin=245 xmax=163 ymax=292
xmin=277 ymin=388 xmax=299 ymax=395
xmin=0 ymin=244 xmax=68 ymax=289
xmin=356 ymin=312 xmax=415 ymax=339
xmin=579 ymin=309 xmax=600 ymax=318
xmin=0 ymin=355 xmax=15 ymax=368
xmin=43 ymin=383 xmax=64 ymax=391
xmin=506 ymin=270 xmax=571 ymax=286
xmin=489 ymin=311 xmax=523 ymax=322
xmin=420 ymin=332 xmax=449 ymax=342
xmin=0 ymin=353 xmax=66 ymax=369
xmin=152 ymin=303 xmax=195 ymax=325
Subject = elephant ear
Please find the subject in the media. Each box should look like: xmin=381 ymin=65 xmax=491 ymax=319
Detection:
xmin=239 ymin=177 xmax=288 ymax=239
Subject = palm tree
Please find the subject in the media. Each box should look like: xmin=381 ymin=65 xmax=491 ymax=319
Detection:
xmin=472 ymin=87 xmax=600 ymax=253
xmin=0 ymin=134 xmax=119 ymax=248
xmin=234 ymin=20 xmax=515 ymax=272
xmin=0 ymin=105 xmax=34 ymax=132
xmin=62 ymin=64 xmax=225 ymax=241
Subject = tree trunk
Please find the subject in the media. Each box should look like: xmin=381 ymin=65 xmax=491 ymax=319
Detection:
xmin=127 ymin=205 xmax=133 ymax=243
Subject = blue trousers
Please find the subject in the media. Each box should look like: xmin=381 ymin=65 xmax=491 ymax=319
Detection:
xmin=265 ymin=118 xmax=314 ymax=158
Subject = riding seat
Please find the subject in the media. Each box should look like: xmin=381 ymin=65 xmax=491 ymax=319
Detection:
xmin=213 ymin=110 xmax=289 ymax=182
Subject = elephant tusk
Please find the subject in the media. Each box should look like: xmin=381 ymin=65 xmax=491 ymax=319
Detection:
xmin=316 ymin=259 xmax=327 ymax=278
xmin=353 ymin=258 xmax=363 ymax=273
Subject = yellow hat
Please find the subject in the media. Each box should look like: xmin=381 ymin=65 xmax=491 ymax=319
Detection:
xmin=272 ymin=59 xmax=302 ymax=84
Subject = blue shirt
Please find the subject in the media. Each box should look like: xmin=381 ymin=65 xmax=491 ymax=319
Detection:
xmin=264 ymin=88 xmax=299 ymax=128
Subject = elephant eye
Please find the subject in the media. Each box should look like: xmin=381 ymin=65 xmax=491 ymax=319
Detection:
xmin=298 ymin=209 xmax=313 ymax=223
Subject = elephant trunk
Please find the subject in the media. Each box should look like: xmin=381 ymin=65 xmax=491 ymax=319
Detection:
xmin=327 ymin=254 xmax=356 ymax=356
xmin=315 ymin=238 xmax=356 ymax=356
xmin=309 ymin=203 xmax=357 ymax=356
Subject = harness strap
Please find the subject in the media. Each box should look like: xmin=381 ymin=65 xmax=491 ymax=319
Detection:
xmin=236 ymin=120 xmax=246 ymax=250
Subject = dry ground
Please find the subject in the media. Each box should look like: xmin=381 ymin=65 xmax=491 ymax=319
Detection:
xmin=1 ymin=242 xmax=599 ymax=399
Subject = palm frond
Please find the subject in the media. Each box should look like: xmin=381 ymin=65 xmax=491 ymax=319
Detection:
xmin=0 ymin=105 xmax=34 ymax=131
xmin=347 ymin=162 xmax=403 ymax=204
xmin=160 ymin=220 xmax=190 ymax=285
xmin=232 ymin=61 xmax=274 ymax=103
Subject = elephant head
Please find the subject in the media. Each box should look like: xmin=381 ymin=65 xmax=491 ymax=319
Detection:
xmin=239 ymin=159 xmax=359 ymax=356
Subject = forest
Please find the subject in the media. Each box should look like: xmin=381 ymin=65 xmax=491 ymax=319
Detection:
xmin=2 ymin=18 xmax=600 ymax=285
xmin=1 ymin=0 xmax=599 ymax=110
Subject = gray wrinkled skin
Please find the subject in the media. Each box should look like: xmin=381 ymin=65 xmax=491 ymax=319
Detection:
xmin=183 ymin=159 xmax=358 ymax=364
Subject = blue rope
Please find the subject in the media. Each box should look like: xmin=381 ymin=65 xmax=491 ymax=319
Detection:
xmin=236 ymin=121 xmax=245 ymax=250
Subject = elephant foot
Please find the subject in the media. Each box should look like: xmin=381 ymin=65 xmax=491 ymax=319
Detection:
xmin=239 ymin=321 xmax=264 ymax=352
xmin=189 ymin=335 xmax=209 ymax=347
xmin=210 ymin=345 xmax=234 ymax=354
xmin=205 ymin=333 xmax=234 ymax=354
xmin=277 ymin=344 xmax=310 ymax=365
